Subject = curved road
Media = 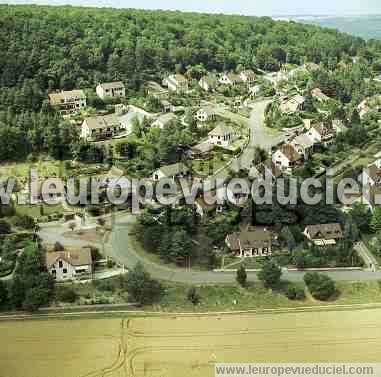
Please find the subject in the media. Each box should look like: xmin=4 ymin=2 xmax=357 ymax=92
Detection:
xmin=104 ymin=213 xmax=381 ymax=284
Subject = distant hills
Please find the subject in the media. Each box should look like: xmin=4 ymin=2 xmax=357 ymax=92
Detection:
xmin=280 ymin=15 xmax=381 ymax=40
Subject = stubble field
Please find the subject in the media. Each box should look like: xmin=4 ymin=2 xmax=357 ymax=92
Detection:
xmin=1 ymin=308 xmax=381 ymax=377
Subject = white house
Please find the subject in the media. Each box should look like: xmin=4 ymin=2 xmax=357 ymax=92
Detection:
xmin=225 ymin=226 xmax=276 ymax=258
xmin=163 ymin=74 xmax=188 ymax=92
xmin=48 ymin=90 xmax=86 ymax=116
xmin=239 ymin=69 xmax=256 ymax=83
xmin=81 ymin=114 xmax=122 ymax=140
xmin=96 ymin=81 xmax=125 ymax=100
xmin=151 ymin=113 xmax=178 ymax=129
xmin=358 ymin=160 xmax=381 ymax=187
xmin=152 ymin=162 xmax=190 ymax=181
xmin=199 ymin=74 xmax=219 ymax=92
xmin=279 ymin=95 xmax=306 ymax=114
xmin=305 ymin=124 xmax=335 ymax=146
xmin=208 ymin=125 xmax=235 ymax=147
xmin=219 ymin=73 xmax=243 ymax=86
xmin=291 ymin=134 xmax=315 ymax=159
xmin=272 ymin=144 xmax=301 ymax=170
xmin=311 ymin=88 xmax=330 ymax=102
xmin=195 ymin=107 xmax=217 ymax=122
xmin=46 ymin=248 xmax=93 ymax=281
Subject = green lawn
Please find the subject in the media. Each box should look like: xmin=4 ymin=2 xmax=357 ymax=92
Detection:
xmin=0 ymin=160 xmax=69 ymax=178
xmin=15 ymin=203 xmax=64 ymax=219
xmin=145 ymin=280 xmax=381 ymax=312
xmin=191 ymin=152 xmax=231 ymax=176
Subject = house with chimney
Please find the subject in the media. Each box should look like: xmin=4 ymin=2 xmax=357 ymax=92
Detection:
xmin=46 ymin=248 xmax=93 ymax=281
xmin=303 ymin=223 xmax=344 ymax=247
xmin=225 ymin=226 xmax=276 ymax=258
xmin=272 ymin=144 xmax=302 ymax=170
xmin=208 ymin=125 xmax=235 ymax=147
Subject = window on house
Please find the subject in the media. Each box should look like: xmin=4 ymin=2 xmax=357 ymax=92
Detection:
xmin=63 ymin=268 xmax=67 ymax=274
xmin=58 ymin=261 xmax=63 ymax=268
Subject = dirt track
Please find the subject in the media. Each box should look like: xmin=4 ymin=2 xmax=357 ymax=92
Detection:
xmin=1 ymin=308 xmax=381 ymax=377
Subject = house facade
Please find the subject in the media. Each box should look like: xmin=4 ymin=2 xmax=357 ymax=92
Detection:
xmin=46 ymin=248 xmax=93 ymax=281
xmin=199 ymin=74 xmax=219 ymax=92
xmin=272 ymin=144 xmax=301 ymax=170
xmin=208 ymin=125 xmax=234 ymax=147
xmin=81 ymin=114 xmax=122 ymax=140
xmin=279 ymin=95 xmax=306 ymax=114
xmin=239 ymin=70 xmax=256 ymax=83
xmin=225 ymin=226 xmax=275 ymax=258
xmin=219 ymin=73 xmax=243 ymax=86
xmin=195 ymin=107 xmax=217 ymax=122
xmin=96 ymin=81 xmax=125 ymax=100
xmin=303 ymin=223 xmax=344 ymax=246
xmin=291 ymin=134 xmax=314 ymax=159
xmin=49 ymin=90 xmax=86 ymax=116
xmin=163 ymin=74 xmax=189 ymax=92
xmin=306 ymin=124 xmax=335 ymax=146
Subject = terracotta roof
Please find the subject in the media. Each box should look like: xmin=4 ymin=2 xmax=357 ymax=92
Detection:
xmin=46 ymin=248 xmax=92 ymax=269
xmin=257 ymin=159 xmax=282 ymax=178
xmin=313 ymin=124 xmax=335 ymax=139
xmin=280 ymin=144 xmax=301 ymax=162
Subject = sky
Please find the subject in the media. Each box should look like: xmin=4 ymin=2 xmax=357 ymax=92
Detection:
xmin=2 ymin=0 xmax=381 ymax=16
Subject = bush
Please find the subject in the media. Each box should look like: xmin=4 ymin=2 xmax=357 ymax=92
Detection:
xmin=187 ymin=286 xmax=201 ymax=305
xmin=93 ymin=279 xmax=117 ymax=292
xmin=304 ymin=272 xmax=336 ymax=301
xmin=236 ymin=265 xmax=247 ymax=287
xmin=0 ymin=220 xmax=11 ymax=234
xmin=13 ymin=215 xmax=35 ymax=230
xmin=285 ymin=285 xmax=305 ymax=301
xmin=257 ymin=260 xmax=282 ymax=288
xmin=124 ymin=263 xmax=163 ymax=305
xmin=55 ymin=286 xmax=78 ymax=303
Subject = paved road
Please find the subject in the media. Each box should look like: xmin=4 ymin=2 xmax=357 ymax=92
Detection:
xmin=231 ymin=100 xmax=285 ymax=172
xmin=355 ymin=241 xmax=379 ymax=272
xmin=36 ymin=97 xmax=381 ymax=285
xmin=38 ymin=213 xmax=381 ymax=284
xmin=104 ymin=213 xmax=381 ymax=284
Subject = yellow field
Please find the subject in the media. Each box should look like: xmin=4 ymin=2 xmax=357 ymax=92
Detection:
xmin=1 ymin=308 xmax=381 ymax=377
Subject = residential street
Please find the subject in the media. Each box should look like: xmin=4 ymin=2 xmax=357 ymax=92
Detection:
xmin=36 ymin=98 xmax=381 ymax=285
xmin=104 ymin=213 xmax=381 ymax=284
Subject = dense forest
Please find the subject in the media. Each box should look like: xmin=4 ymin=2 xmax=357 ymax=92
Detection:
xmin=1 ymin=5 xmax=381 ymax=161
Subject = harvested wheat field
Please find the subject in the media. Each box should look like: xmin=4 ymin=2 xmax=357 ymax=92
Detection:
xmin=1 ymin=308 xmax=381 ymax=377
